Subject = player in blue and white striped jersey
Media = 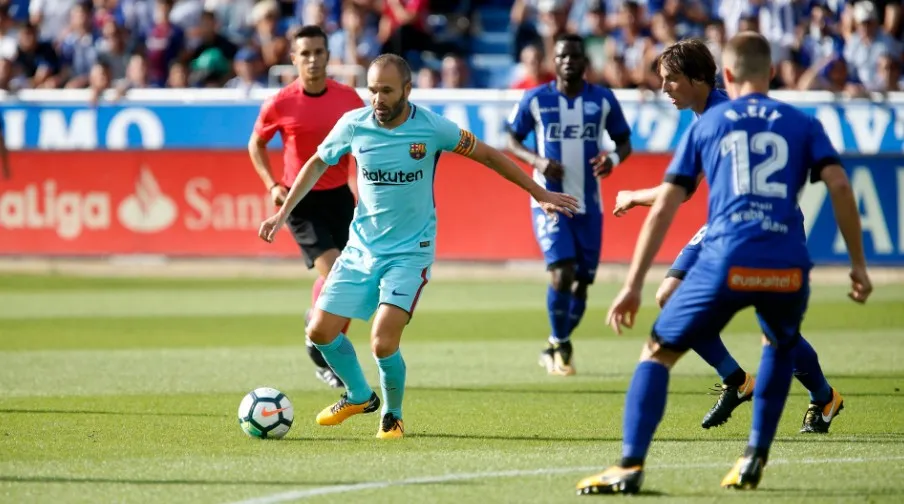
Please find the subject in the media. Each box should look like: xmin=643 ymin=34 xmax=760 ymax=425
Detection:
xmin=507 ymin=33 xmax=633 ymax=376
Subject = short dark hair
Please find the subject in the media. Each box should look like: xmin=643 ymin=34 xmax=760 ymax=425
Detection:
xmin=370 ymin=53 xmax=412 ymax=85
xmin=554 ymin=33 xmax=586 ymax=54
xmin=295 ymin=25 xmax=328 ymax=48
xmin=723 ymin=31 xmax=772 ymax=81
xmin=656 ymin=38 xmax=717 ymax=88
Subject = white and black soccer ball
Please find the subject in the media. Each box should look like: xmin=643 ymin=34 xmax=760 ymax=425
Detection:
xmin=237 ymin=387 xmax=294 ymax=439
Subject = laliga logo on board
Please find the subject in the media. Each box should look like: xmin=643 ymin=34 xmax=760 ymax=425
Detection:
xmin=117 ymin=166 xmax=177 ymax=233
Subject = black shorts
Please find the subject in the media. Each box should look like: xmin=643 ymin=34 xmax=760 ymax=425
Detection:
xmin=285 ymin=185 xmax=355 ymax=269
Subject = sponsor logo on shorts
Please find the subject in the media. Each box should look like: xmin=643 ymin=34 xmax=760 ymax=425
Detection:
xmin=727 ymin=267 xmax=803 ymax=292
xmin=361 ymin=168 xmax=424 ymax=186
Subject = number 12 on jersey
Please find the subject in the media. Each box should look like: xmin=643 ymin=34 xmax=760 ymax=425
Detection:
xmin=720 ymin=130 xmax=789 ymax=199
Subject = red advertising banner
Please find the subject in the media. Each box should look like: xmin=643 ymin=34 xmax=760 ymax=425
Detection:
xmin=0 ymin=152 xmax=707 ymax=262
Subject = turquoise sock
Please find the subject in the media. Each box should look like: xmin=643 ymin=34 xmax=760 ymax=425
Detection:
xmin=375 ymin=350 xmax=406 ymax=420
xmin=313 ymin=334 xmax=372 ymax=404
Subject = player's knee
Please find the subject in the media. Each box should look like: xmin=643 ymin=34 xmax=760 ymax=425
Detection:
xmin=370 ymin=334 xmax=400 ymax=359
xmin=639 ymin=339 xmax=683 ymax=369
xmin=550 ymin=262 xmax=576 ymax=291
xmin=307 ymin=312 xmax=342 ymax=345
xmin=572 ymin=280 xmax=590 ymax=299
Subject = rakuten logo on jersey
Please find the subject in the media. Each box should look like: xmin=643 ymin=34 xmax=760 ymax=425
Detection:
xmin=0 ymin=181 xmax=110 ymax=239
xmin=361 ymin=168 xmax=424 ymax=186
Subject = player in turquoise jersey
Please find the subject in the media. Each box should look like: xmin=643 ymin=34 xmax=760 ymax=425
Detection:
xmin=259 ymin=54 xmax=579 ymax=439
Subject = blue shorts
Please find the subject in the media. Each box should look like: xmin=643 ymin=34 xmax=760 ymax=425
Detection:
xmin=316 ymin=246 xmax=431 ymax=321
xmin=532 ymin=207 xmax=602 ymax=283
xmin=652 ymin=258 xmax=810 ymax=351
xmin=666 ymin=225 xmax=707 ymax=280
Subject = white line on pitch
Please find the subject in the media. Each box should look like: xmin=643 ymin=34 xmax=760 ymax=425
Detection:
xmin=226 ymin=455 xmax=904 ymax=504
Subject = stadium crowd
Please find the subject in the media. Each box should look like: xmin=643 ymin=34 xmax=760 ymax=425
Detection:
xmin=0 ymin=0 xmax=901 ymax=98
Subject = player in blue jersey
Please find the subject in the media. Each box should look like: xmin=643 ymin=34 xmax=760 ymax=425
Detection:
xmin=507 ymin=33 xmax=633 ymax=376
xmin=614 ymin=39 xmax=846 ymax=434
xmin=258 ymin=54 xmax=579 ymax=439
xmin=576 ymin=32 xmax=872 ymax=494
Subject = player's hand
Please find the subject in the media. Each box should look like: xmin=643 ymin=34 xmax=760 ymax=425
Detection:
xmin=606 ymin=286 xmax=641 ymax=335
xmin=533 ymin=158 xmax=564 ymax=181
xmin=270 ymin=185 xmax=288 ymax=206
xmin=258 ymin=211 xmax=288 ymax=243
xmin=848 ymin=266 xmax=872 ymax=304
xmin=591 ymin=154 xmax=614 ymax=178
xmin=613 ymin=190 xmax=637 ymax=217
xmin=536 ymin=189 xmax=579 ymax=219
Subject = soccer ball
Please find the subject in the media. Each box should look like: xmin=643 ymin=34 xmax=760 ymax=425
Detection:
xmin=237 ymin=387 xmax=294 ymax=439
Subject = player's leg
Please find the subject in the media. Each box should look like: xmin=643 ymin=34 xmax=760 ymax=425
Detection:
xmin=721 ymin=272 xmax=810 ymax=490
xmin=662 ymin=252 xmax=753 ymax=429
xmin=305 ymin=249 xmax=345 ymax=387
xmin=793 ymin=336 xmax=844 ymax=433
xmin=531 ymin=207 xmax=577 ymax=375
xmin=578 ymin=268 xmax=739 ymax=495
xmin=372 ymin=262 xmax=431 ymax=439
xmin=309 ymin=250 xmax=382 ymax=426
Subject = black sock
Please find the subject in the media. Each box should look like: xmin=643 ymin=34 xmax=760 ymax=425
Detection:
xmin=724 ymin=368 xmax=748 ymax=387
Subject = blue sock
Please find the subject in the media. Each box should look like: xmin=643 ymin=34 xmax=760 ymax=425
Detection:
xmin=693 ymin=337 xmax=743 ymax=383
xmin=375 ymin=350 xmax=406 ymax=420
xmin=791 ymin=336 xmax=833 ymax=403
xmin=547 ymin=286 xmax=572 ymax=342
xmin=567 ymin=296 xmax=587 ymax=336
xmin=313 ymin=333 xmax=373 ymax=404
xmin=749 ymin=343 xmax=794 ymax=457
xmin=621 ymin=361 xmax=670 ymax=465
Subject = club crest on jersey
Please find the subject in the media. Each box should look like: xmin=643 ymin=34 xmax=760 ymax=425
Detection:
xmin=409 ymin=142 xmax=427 ymax=160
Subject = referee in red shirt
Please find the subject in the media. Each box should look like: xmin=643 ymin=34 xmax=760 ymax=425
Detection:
xmin=248 ymin=25 xmax=364 ymax=389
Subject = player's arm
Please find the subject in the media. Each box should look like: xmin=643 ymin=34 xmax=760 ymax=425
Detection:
xmin=614 ymin=173 xmax=703 ymax=216
xmin=467 ymin=139 xmax=578 ymax=216
xmin=248 ymin=98 xmax=285 ymax=204
xmin=591 ymin=91 xmax=633 ymax=178
xmin=280 ymin=154 xmax=330 ymax=216
xmin=504 ymin=92 xmax=565 ymax=181
xmin=808 ymin=117 xmax=872 ymax=303
xmin=624 ymin=183 xmax=687 ymax=292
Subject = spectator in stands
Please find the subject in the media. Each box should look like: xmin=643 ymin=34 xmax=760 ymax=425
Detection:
xmin=844 ymin=1 xmax=903 ymax=91
xmin=510 ymin=43 xmax=555 ymax=89
xmin=250 ymin=0 xmax=288 ymax=69
xmin=189 ymin=45 xmax=229 ymax=87
xmin=704 ymin=19 xmax=726 ymax=79
xmin=510 ymin=0 xmax=543 ymax=61
xmin=191 ymin=10 xmax=237 ymax=63
xmin=204 ymin=0 xmax=254 ymax=43
xmin=657 ymin=0 xmax=710 ymax=39
xmin=167 ymin=60 xmax=188 ymax=87
xmin=416 ymin=66 xmax=438 ymax=87
xmin=440 ymin=53 xmax=469 ymax=88
xmin=603 ymin=1 xmax=653 ymax=88
xmin=0 ymin=5 xmax=19 ymax=63
xmin=146 ymin=0 xmax=187 ymax=87
xmin=59 ymin=1 xmax=98 ymax=89
xmin=798 ymin=54 xmax=868 ymax=97
xmin=876 ymin=52 xmax=903 ymax=92
xmin=11 ymin=22 xmax=60 ymax=89
xmin=114 ymin=52 xmax=149 ymax=96
xmin=29 ymin=0 xmax=77 ymax=42
xmin=535 ymin=0 xmax=571 ymax=71
xmin=88 ymin=59 xmax=111 ymax=104
xmin=378 ymin=0 xmax=433 ymax=58
xmin=799 ymin=4 xmax=845 ymax=68
xmin=225 ymin=46 xmax=266 ymax=92
xmin=118 ymin=0 xmax=156 ymax=42
xmin=328 ymin=2 xmax=379 ymax=80
xmin=298 ymin=0 xmax=340 ymax=34
xmin=96 ymin=20 xmax=132 ymax=82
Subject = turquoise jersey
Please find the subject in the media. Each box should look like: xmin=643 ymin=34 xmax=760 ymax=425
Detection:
xmin=316 ymin=104 xmax=476 ymax=259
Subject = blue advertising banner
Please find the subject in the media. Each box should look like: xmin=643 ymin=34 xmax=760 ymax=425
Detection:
xmin=802 ymin=156 xmax=904 ymax=265
xmin=1 ymin=89 xmax=902 ymax=153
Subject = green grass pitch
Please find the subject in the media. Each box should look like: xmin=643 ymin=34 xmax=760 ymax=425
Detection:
xmin=1 ymin=272 xmax=903 ymax=503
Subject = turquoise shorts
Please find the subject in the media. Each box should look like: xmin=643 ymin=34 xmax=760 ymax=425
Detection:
xmin=316 ymin=246 xmax=432 ymax=321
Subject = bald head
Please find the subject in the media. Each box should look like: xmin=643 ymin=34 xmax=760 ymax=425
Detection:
xmin=722 ymin=31 xmax=772 ymax=83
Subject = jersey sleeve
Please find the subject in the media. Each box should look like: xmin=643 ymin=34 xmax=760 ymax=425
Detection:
xmin=316 ymin=112 xmax=355 ymax=166
xmin=434 ymin=113 xmax=477 ymax=156
xmin=506 ymin=92 xmax=536 ymax=141
xmin=806 ymin=116 xmax=842 ymax=183
xmin=603 ymin=90 xmax=631 ymax=144
xmin=663 ymin=124 xmax=701 ymax=194
xmin=253 ymin=96 xmax=280 ymax=143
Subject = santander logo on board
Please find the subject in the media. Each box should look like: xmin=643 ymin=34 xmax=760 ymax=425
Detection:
xmin=117 ymin=166 xmax=178 ymax=233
